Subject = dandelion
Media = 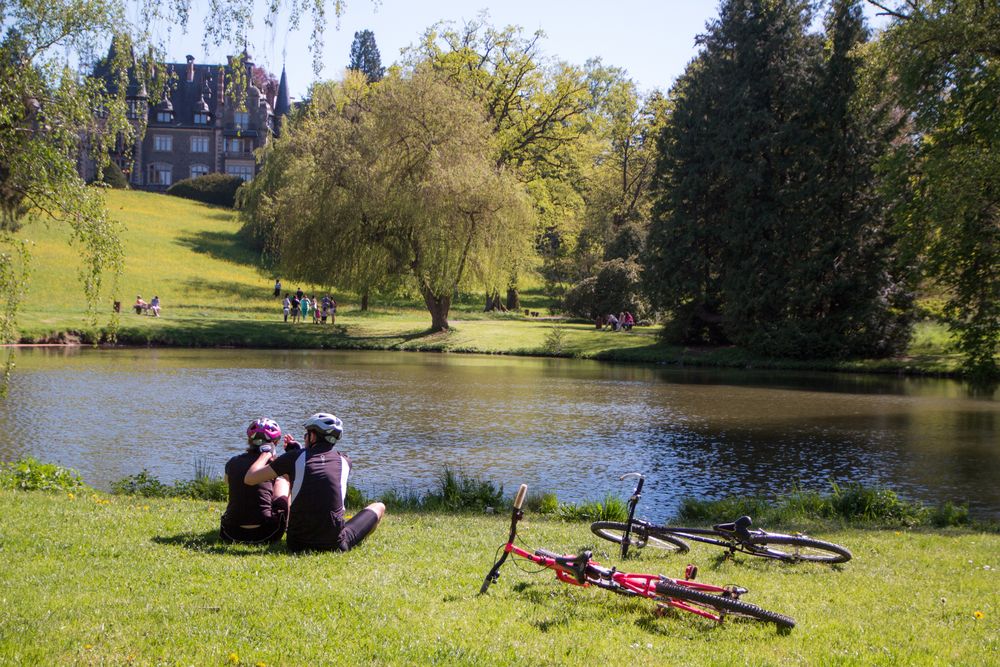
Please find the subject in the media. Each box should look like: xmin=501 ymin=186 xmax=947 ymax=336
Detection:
xmin=228 ymin=652 xmax=239 ymax=664
xmin=256 ymin=662 xmax=267 ymax=667
xmin=84 ymin=644 xmax=93 ymax=650
xmin=974 ymin=611 xmax=984 ymax=619
xmin=67 ymin=493 xmax=75 ymax=500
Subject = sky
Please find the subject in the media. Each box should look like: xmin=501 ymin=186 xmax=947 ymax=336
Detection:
xmin=158 ymin=1 xmax=890 ymax=102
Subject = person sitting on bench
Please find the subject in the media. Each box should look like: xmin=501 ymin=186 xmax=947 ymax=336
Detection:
xmin=134 ymin=295 xmax=148 ymax=314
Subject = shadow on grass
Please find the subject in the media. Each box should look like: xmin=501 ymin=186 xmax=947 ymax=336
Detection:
xmin=152 ymin=530 xmax=288 ymax=556
xmin=181 ymin=278 xmax=281 ymax=303
xmin=174 ymin=230 xmax=262 ymax=269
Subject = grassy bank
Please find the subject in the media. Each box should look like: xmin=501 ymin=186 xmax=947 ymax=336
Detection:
xmin=12 ymin=189 xmax=965 ymax=376
xmin=0 ymin=487 xmax=996 ymax=666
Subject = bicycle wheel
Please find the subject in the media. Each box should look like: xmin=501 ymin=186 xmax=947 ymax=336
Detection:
xmin=591 ymin=521 xmax=689 ymax=554
xmin=654 ymin=581 xmax=795 ymax=629
xmin=747 ymin=534 xmax=852 ymax=564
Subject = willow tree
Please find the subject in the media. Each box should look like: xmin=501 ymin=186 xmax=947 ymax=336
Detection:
xmin=241 ymin=69 xmax=535 ymax=330
xmin=403 ymin=16 xmax=594 ymax=309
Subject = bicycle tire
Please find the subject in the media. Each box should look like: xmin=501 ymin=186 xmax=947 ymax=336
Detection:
xmin=591 ymin=521 xmax=689 ymax=554
xmin=748 ymin=534 xmax=852 ymax=564
xmin=654 ymin=580 xmax=795 ymax=629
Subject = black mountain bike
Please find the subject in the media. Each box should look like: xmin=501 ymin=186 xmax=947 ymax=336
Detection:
xmin=591 ymin=473 xmax=852 ymax=564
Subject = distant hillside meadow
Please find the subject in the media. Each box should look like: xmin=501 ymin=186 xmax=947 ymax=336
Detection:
xmin=11 ymin=189 xmax=961 ymax=375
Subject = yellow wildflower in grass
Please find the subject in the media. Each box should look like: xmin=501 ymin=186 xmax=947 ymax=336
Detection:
xmin=974 ymin=611 xmax=984 ymax=619
xmin=67 ymin=492 xmax=75 ymax=500
xmin=228 ymin=652 xmax=239 ymax=664
xmin=84 ymin=644 xmax=93 ymax=650
xmin=256 ymin=662 xmax=267 ymax=667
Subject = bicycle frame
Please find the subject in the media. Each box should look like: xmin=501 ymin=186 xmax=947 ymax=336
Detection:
xmin=480 ymin=484 xmax=748 ymax=623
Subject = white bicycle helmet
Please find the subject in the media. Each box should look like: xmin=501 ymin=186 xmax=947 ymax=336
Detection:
xmin=303 ymin=412 xmax=343 ymax=442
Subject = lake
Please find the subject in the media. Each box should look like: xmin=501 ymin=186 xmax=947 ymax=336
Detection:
xmin=2 ymin=347 xmax=998 ymax=519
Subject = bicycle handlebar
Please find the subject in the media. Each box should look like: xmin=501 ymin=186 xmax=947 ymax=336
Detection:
xmin=514 ymin=484 xmax=527 ymax=510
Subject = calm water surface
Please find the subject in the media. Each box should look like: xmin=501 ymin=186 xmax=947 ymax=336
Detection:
xmin=3 ymin=347 xmax=998 ymax=519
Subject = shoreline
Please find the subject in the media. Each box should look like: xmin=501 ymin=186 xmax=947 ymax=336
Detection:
xmin=7 ymin=329 xmax=968 ymax=381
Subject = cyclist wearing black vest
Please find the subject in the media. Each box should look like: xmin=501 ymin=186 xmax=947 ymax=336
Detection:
xmin=245 ymin=412 xmax=385 ymax=552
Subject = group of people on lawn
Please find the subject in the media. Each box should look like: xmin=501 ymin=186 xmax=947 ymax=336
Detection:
xmin=220 ymin=413 xmax=386 ymax=552
xmin=133 ymin=295 xmax=161 ymax=316
xmin=277 ymin=281 xmax=336 ymax=324
xmin=601 ymin=311 xmax=635 ymax=331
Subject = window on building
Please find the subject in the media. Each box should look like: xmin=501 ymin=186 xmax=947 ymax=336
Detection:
xmin=127 ymin=100 xmax=144 ymax=119
xmin=226 ymin=164 xmax=254 ymax=182
xmin=190 ymin=136 xmax=209 ymax=153
xmin=226 ymin=138 xmax=245 ymax=153
xmin=194 ymin=113 xmax=210 ymax=125
xmin=190 ymin=164 xmax=210 ymax=179
xmin=234 ymin=111 xmax=250 ymax=129
xmin=156 ymin=111 xmax=172 ymax=123
xmin=148 ymin=163 xmax=172 ymax=186
xmin=153 ymin=135 xmax=172 ymax=152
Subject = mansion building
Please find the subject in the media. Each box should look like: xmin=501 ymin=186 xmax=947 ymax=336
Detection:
xmin=82 ymin=51 xmax=291 ymax=190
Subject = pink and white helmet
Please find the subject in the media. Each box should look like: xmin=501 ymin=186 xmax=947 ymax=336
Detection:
xmin=246 ymin=418 xmax=282 ymax=444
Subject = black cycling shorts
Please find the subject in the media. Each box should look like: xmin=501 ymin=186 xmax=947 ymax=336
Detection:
xmin=220 ymin=497 xmax=289 ymax=545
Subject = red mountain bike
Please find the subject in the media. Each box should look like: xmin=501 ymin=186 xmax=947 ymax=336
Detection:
xmin=480 ymin=484 xmax=795 ymax=629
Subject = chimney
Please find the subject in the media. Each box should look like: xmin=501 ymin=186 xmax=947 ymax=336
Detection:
xmin=186 ymin=55 xmax=195 ymax=83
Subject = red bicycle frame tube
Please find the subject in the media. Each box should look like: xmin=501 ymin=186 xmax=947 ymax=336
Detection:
xmin=501 ymin=542 xmax=732 ymax=622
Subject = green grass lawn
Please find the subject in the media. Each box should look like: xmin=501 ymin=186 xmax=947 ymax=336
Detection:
xmin=0 ymin=488 xmax=996 ymax=666
xmin=11 ymin=188 xmax=965 ymax=375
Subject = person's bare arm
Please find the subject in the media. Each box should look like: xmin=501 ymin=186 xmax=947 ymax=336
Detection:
xmin=244 ymin=451 xmax=278 ymax=486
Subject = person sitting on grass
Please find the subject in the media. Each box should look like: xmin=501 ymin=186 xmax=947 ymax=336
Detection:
xmin=220 ymin=418 xmax=291 ymax=544
xmin=245 ymin=412 xmax=386 ymax=553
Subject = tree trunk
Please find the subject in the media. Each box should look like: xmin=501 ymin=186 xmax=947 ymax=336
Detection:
xmin=484 ymin=292 xmax=494 ymax=312
xmin=361 ymin=291 xmax=369 ymax=311
xmin=422 ymin=289 xmax=451 ymax=331
xmin=506 ymin=286 xmax=520 ymax=311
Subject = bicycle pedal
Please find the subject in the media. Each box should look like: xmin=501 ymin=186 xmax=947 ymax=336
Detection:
xmin=684 ymin=564 xmax=698 ymax=580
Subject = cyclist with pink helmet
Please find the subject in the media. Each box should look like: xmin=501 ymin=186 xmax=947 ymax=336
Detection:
xmin=245 ymin=411 xmax=386 ymax=553
xmin=220 ymin=417 xmax=293 ymax=544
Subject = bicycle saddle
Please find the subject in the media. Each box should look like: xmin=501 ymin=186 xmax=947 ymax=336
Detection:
xmin=537 ymin=549 xmax=593 ymax=584
xmin=712 ymin=516 xmax=753 ymax=535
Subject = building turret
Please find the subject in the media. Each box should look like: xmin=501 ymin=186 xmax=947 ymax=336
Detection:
xmin=274 ymin=65 xmax=290 ymax=137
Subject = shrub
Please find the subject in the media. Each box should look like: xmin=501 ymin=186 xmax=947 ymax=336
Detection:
xmin=111 ymin=461 xmax=226 ymax=501
xmin=526 ymin=491 xmax=560 ymax=514
xmin=98 ymin=162 xmax=129 ymax=189
xmin=563 ymin=276 xmax=597 ymax=319
xmin=166 ymin=173 xmax=244 ymax=208
xmin=0 ymin=457 xmax=86 ymax=492
xmin=563 ymin=259 xmax=649 ymax=321
xmin=425 ymin=467 xmax=504 ymax=512
xmin=556 ymin=495 xmax=627 ymax=522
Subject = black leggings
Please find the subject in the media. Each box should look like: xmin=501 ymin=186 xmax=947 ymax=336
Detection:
xmin=287 ymin=508 xmax=381 ymax=553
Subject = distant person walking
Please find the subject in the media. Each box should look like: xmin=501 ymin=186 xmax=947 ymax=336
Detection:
xmin=274 ymin=279 xmax=282 ymax=298
xmin=282 ymin=294 xmax=291 ymax=322
xmin=312 ymin=296 xmax=321 ymax=324
xmin=291 ymin=294 xmax=301 ymax=323
xmin=329 ymin=298 xmax=337 ymax=326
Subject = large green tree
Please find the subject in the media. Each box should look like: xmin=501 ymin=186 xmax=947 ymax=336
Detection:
xmin=240 ymin=69 xmax=535 ymax=331
xmin=867 ymin=0 xmax=1000 ymax=378
xmin=348 ymin=29 xmax=384 ymax=83
xmin=645 ymin=0 xmax=910 ymax=358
